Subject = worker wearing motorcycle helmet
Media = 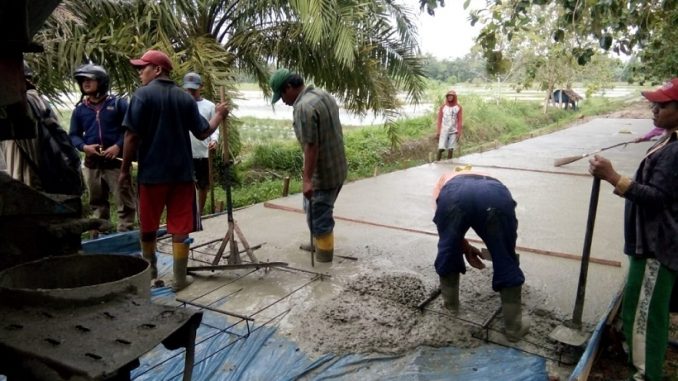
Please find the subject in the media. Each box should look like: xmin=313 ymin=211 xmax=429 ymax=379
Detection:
xmin=69 ymin=63 xmax=136 ymax=234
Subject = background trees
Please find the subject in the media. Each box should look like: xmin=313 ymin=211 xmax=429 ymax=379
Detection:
xmin=420 ymin=0 xmax=676 ymax=83
xmin=29 ymin=0 xmax=427 ymax=120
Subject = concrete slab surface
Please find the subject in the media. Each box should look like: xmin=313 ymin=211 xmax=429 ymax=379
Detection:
xmin=166 ymin=116 xmax=654 ymax=374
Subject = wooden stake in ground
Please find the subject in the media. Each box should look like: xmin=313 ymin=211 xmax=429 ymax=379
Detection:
xmin=553 ymin=140 xmax=635 ymax=167
xmin=208 ymin=149 xmax=215 ymax=214
xmin=211 ymin=87 xmax=257 ymax=266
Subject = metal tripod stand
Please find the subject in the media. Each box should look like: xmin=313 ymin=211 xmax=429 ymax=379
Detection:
xmin=187 ymin=89 xmax=287 ymax=273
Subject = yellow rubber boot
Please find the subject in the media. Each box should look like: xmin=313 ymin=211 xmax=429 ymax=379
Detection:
xmin=141 ymin=240 xmax=158 ymax=279
xmin=315 ymin=232 xmax=334 ymax=263
xmin=172 ymin=242 xmax=194 ymax=291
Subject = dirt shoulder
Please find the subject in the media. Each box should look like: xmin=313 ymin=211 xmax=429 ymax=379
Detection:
xmin=602 ymin=100 xmax=652 ymax=119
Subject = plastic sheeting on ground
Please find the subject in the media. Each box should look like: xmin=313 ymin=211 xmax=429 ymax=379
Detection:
xmin=81 ymin=232 xmax=549 ymax=381
xmin=133 ymin=272 xmax=547 ymax=380
xmin=131 ymin=302 xmax=548 ymax=381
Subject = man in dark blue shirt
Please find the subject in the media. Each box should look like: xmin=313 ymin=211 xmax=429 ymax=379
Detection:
xmin=120 ymin=50 xmax=229 ymax=291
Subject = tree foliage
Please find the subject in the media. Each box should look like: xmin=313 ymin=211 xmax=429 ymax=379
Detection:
xmin=422 ymin=52 xmax=487 ymax=83
xmin=28 ymin=0 xmax=427 ymax=126
xmin=420 ymin=0 xmax=677 ymax=82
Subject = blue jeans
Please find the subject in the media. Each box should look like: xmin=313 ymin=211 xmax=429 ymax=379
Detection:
xmin=304 ymin=186 xmax=342 ymax=235
xmin=433 ymin=175 xmax=524 ymax=291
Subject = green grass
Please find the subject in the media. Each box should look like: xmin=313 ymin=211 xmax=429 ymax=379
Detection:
xmin=60 ymin=87 xmax=634 ymax=230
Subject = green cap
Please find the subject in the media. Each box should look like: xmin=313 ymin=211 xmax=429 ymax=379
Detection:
xmin=270 ymin=68 xmax=292 ymax=104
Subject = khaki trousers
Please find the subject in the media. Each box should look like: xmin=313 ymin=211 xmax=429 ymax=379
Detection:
xmin=84 ymin=166 xmax=136 ymax=231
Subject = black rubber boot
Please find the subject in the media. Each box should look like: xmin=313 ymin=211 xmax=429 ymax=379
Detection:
xmin=500 ymin=286 xmax=530 ymax=342
xmin=439 ymin=274 xmax=460 ymax=312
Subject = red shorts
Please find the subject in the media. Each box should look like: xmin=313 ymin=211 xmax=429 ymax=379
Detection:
xmin=138 ymin=182 xmax=201 ymax=235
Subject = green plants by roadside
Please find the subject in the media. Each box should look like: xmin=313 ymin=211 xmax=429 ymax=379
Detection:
xmin=65 ymin=92 xmax=633 ymax=230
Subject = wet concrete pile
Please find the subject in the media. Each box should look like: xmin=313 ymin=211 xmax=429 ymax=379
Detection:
xmin=288 ymin=271 xmax=477 ymax=357
xmin=286 ymin=269 xmax=572 ymax=359
xmin=345 ymin=272 xmax=430 ymax=308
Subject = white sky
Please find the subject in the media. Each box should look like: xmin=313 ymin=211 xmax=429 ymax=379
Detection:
xmin=416 ymin=1 xmax=484 ymax=60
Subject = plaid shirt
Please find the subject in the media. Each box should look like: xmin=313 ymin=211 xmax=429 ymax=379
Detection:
xmin=293 ymin=86 xmax=347 ymax=189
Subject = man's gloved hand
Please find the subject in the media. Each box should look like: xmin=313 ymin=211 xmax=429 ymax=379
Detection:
xmin=463 ymin=244 xmax=486 ymax=270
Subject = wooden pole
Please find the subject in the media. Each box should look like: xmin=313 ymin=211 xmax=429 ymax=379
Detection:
xmin=282 ymin=176 xmax=290 ymax=197
xmin=219 ymin=87 xmax=233 ymax=224
xmin=219 ymin=87 xmax=229 ymax=165
xmin=208 ymin=149 xmax=215 ymax=214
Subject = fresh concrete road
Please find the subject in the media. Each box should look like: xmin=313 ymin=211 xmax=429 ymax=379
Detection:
xmin=183 ymin=115 xmax=653 ymax=329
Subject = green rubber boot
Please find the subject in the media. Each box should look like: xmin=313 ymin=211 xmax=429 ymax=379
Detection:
xmin=439 ymin=274 xmax=460 ymax=312
xmin=500 ymin=286 xmax=530 ymax=342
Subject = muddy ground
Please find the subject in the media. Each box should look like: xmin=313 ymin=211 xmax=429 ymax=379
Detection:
xmin=588 ymin=314 xmax=678 ymax=381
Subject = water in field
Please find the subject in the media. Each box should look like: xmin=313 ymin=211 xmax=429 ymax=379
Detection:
xmin=234 ymin=91 xmax=433 ymax=127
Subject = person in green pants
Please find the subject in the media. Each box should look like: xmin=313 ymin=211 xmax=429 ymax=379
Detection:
xmin=589 ymin=78 xmax=678 ymax=381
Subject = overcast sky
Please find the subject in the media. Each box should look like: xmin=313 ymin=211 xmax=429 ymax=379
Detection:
xmin=416 ymin=1 xmax=484 ymax=60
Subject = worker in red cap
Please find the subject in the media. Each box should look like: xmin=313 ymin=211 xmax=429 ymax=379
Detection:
xmin=119 ymin=49 xmax=230 ymax=291
xmin=589 ymin=78 xmax=678 ymax=381
xmin=435 ymin=89 xmax=463 ymax=161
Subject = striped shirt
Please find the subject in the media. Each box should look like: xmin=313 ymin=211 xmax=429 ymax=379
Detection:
xmin=293 ymin=86 xmax=347 ymax=189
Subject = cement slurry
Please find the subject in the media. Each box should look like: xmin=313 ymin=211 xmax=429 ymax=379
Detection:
xmin=171 ymin=116 xmax=653 ymax=366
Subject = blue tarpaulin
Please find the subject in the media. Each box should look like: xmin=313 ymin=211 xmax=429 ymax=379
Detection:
xmin=84 ymin=232 xmax=549 ymax=381
xmin=132 ymin=304 xmax=548 ymax=380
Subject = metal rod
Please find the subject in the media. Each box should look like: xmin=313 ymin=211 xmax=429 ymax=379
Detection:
xmin=193 ymin=243 xmax=263 ymax=258
xmin=570 ymin=177 xmax=601 ymax=328
xmin=273 ymin=264 xmax=333 ymax=277
xmin=417 ymin=288 xmax=441 ymax=310
xmin=189 ymin=238 xmax=223 ymax=250
xmin=187 ymin=262 xmax=288 ymax=272
xmin=309 ymin=199 xmax=315 ymax=267
xmin=481 ymin=305 xmax=502 ymax=329
xmin=177 ymin=298 xmax=254 ymax=321
xmin=181 ymin=323 xmax=197 ymax=381
xmin=476 ymin=305 xmax=503 ymax=342
xmin=250 ymin=276 xmax=321 ymax=318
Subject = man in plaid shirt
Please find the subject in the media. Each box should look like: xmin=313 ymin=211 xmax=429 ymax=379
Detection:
xmin=270 ymin=69 xmax=347 ymax=263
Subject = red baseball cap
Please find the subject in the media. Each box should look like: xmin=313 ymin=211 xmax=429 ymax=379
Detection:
xmin=130 ymin=49 xmax=173 ymax=72
xmin=641 ymin=78 xmax=678 ymax=103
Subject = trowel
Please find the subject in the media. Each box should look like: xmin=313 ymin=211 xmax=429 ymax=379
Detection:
xmin=549 ymin=177 xmax=600 ymax=347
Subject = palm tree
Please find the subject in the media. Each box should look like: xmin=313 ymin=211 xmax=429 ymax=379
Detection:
xmin=28 ymin=0 xmax=426 ymax=135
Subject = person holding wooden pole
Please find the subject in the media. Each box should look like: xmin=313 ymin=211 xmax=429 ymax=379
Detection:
xmin=182 ymin=72 xmax=217 ymax=215
xmin=589 ymin=78 xmax=678 ymax=381
xmin=119 ymin=50 xmax=229 ymax=291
